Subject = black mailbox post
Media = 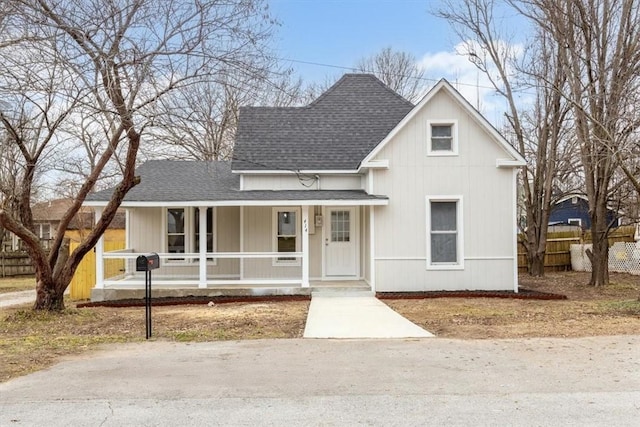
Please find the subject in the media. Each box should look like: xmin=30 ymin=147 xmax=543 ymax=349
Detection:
xmin=136 ymin=253 xmax=159 ymax=339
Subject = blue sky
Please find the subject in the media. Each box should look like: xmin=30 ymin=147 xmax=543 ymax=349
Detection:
xmin=269 ymin=0 xmax=531 ymax=125
xmin=270 ymin=0 xmax=453 ymax=81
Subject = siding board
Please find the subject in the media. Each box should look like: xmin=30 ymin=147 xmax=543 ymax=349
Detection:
xmin=371 ymin=88 xmax=517 ymax=291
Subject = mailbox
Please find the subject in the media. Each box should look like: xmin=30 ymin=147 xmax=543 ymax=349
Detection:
xmin=136 ymin=253 xmax=160 ymax=271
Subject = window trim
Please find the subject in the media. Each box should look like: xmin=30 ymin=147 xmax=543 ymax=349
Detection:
xmin=427 ymin=120 xmax=458 ymax=156
xmin=162 ymin=207 xmax=217 ymax=265
xmin=36 ymin=223 xmax=51 ymax=240
xmin=567 ymin=218 xmax=582 ymax=227
xmin=195 ymin=207 xmax=217 ymax=265
xmin=426 ymin=196 xmax=464 ymax=270
xmin=272 ymin=207 xmax=301 ymax=266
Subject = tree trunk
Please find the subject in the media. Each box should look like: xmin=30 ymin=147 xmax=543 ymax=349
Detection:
xmin=34 ymin=279 xmax=65 ymax=310
xmin=528 ymin=252 xmax=546 ymax=276
xmin=587 ymin=207 xmax=610 ymax=286
xmin=524 ymin=210 xmax=550 ymax=277
xmin=587 ymin=237 xmax=609 ymax=287
xmin=33 ymin=238 xmax=70 ymax=311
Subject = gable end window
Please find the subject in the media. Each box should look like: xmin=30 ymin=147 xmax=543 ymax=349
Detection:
xmin=273 ymin=207 xmax=301 ymax=265
xmin=426 ymin=196 xmax=464 ymax=270
xmin=427 ymin=120 xmax=458 ymax=156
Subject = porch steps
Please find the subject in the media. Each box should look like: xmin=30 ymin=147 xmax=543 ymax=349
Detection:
xmin=311 ymin=283 xmax=373 ymax=297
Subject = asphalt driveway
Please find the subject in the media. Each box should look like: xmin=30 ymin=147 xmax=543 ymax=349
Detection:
xmin=1 ymin=336 xmax=639 ymax=426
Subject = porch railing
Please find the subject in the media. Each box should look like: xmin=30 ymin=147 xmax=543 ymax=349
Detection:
xmin=99 ymin=249 xmax=306 ymax=288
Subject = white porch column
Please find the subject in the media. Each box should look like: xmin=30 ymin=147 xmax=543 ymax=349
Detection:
xmin=302 ymin=205 xmax=310 ymax=288
xmin=369 ymin=205 xmax=376 ymax=292
xmin=239 ymin=206 xmax=244 ymax=280
xmin=95 ymin=207 xmax=104 ymax=289
xmin=198 ymin=206 xmax=207 ymax=289
xmin=124 ymin=208 xmax=130 ymax=249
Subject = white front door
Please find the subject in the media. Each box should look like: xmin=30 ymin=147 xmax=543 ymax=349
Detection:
xmin=325 ymin=207 xmax=358 ymax=277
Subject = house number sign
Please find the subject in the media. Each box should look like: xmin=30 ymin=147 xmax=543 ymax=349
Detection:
xmin=303 ymin=218 xmax=308 ymax=233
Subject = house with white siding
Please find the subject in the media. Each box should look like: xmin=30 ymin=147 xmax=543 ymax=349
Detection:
xmin=85 ymin=74 xmax=525 ymax=301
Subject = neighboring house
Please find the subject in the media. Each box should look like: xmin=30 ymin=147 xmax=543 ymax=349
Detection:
xmin=549 ymin=195 xmax=621 ymax=229
xmin=31 ymin=199 xmax=94 ymax=249
xmin=1 ymin=198 xmax=125 ymax=252
xmin=85 ymin=74 xmax=525 ymax=301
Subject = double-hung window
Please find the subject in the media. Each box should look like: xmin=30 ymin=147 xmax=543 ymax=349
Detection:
xmin=40 ymin=224 xmax=51 ymax=240
xmin=165 ymin=207 xmax=215 ymax=263
xmin=427 ymin=120 xmax=458 ymax=155
xmin=427 ymin=196 xmax=463 ymax=269
xmin=273 ymin=207 xmax=300 ymax=265
xmin=167 ymin=208 xmax=186 ymax=260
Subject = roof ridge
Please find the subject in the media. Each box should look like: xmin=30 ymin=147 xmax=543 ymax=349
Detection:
xmin=239 ymin=105 xmax=301 ymax=111
xmin=366 ymin=74 xmax=415 ymax=108
xmin=306 ymin=74 xmax=350 ymax=107
xmin=307 ymin=73 xmax=414 ymax=108
xmin=143 ymin=159 xmax=230 ymax=163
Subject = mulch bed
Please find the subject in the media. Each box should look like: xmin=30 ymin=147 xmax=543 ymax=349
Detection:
xmin=77 ymin=294 xmax=311 ymax=308
xmin=376 ymin=288 xmax=567 ymax=300
xmin=77 ymin=287 xmax=566 ymax=308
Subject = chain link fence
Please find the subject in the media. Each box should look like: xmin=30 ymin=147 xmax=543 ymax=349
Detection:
xmin=571 ymin=242 xmax=640 ymax=275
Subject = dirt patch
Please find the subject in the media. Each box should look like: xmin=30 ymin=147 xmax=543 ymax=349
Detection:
xmin=385 ymin=272 xmax=640 ymax=339
xmin=0 ymin=300 xmax=309 ymax=382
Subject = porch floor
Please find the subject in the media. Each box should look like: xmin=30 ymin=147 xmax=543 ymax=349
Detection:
xmin=90 ymin=280 xmax=371 ymax=302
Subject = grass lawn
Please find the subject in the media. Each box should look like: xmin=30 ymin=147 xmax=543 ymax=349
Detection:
xmin=1 ymin=271 xmax=640 ymax=382
xmin=386 ymin=272 xmax=640 ymax=339
xmin=0 ymin=276 xmax=35 ymax=294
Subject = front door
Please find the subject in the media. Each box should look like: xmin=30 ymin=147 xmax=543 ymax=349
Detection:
xmin=325 ymin=207 xmax=358 ymax=277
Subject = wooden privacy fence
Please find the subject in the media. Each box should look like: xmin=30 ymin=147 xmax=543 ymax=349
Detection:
xmin=517 ymin=225 xmax=637 ymax=272
xmin=69 ymin=241 xmax=125 ymax=300
xmin=0 ymin=252 xmax=35 ymax=277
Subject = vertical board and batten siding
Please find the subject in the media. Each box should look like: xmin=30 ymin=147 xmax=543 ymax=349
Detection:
xmin=128 ymin=207 xmax=162 ymax=252
xmin=242 ymin=206 xmax=324 ymax=279
xmin=372 ymin=89 xmax=516 ymax=291
xmin=242 ymin=174 xmax=363 ymax=191
xmin=210 ymin=207 xmax=241 ymax=277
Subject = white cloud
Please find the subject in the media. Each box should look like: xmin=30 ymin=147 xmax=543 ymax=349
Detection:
xmin=416 ymin=41 xmax=526 ymax=126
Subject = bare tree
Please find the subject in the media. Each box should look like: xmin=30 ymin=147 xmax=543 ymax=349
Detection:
xmin=516 ymin=0 xmax=640 ymax=286
xmin=0 ymin=120 xmax=23 ymax=251
xmin=356 ymin=47 xmax=426 ymax=103
xmin=435 ymin=0 xmax=572 ymax=276
xmin=51 ymin=111 xmax=125 ymax=197
xmin=148 ymin=69 xmax=303 ymax=161
xmin=0 ymin=0 xmax=276 ymax=310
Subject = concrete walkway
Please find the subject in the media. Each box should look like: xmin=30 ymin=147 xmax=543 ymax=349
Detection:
xmin=0 ymin=290 xmax=34 ymax=308
xmin=303 ymin=294 xmax=434 ymax=338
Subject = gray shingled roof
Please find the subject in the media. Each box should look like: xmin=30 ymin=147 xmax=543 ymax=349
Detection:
xmin=232 ymin=74 xmax=414 ymax=171
xmin=87 ymin=160 xmax=387 ymax=203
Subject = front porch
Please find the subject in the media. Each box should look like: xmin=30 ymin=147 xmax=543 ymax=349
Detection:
xmin=91 ymin=203 xmax=375 ymax=301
